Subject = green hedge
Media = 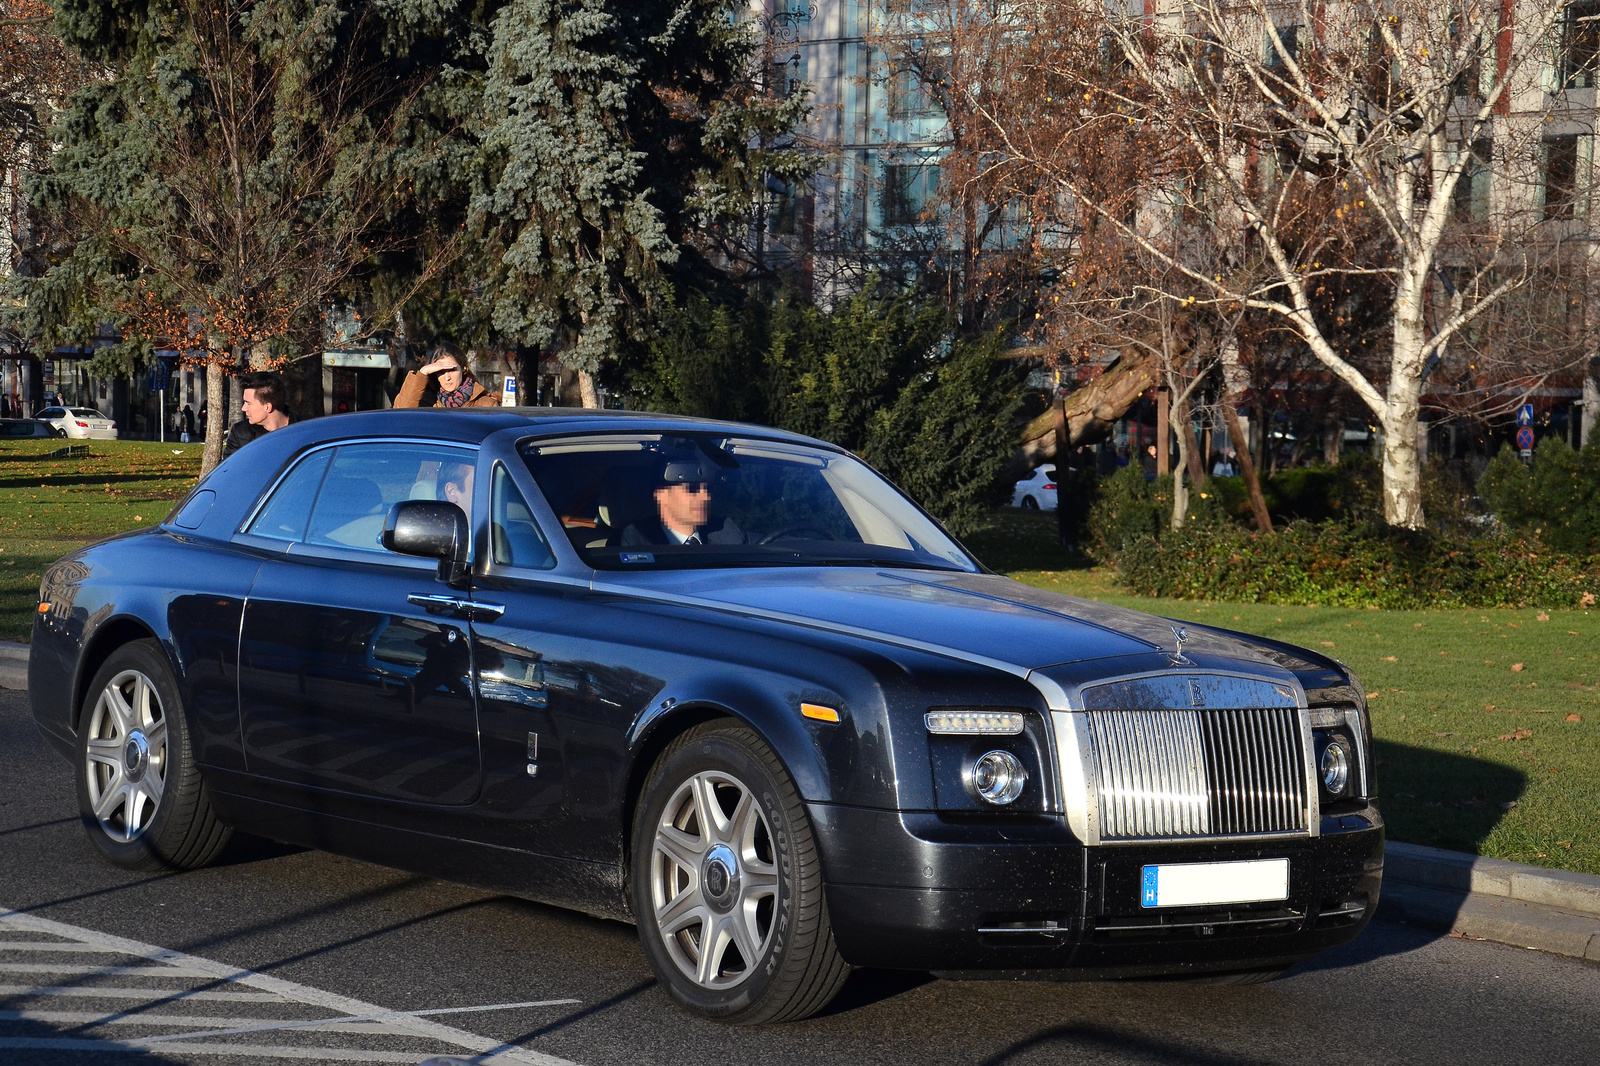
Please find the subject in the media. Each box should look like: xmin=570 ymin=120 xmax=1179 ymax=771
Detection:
xmin=1116 ymin=521 xmax=1600 ymax=609
xmin=1478 ymin=439 xmax=1600 ymax=555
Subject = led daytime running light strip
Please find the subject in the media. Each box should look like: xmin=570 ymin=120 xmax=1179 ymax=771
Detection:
xmin=925 ymin=710 xmax=1025 ymax=735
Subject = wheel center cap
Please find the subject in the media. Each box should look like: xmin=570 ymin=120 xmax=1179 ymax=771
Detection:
xmin=124 ymin=731 xmax=150 ymax=783
xmin=702 ymin=844 xmax=739 ymax=912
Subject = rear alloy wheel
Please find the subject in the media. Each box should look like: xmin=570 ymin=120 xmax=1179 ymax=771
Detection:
xmin=77 ymin=640 xmax=230 ymax=870
xmin=1021 ymin=496 xmax=1039 ymax=510
xmin=632 ymin=721 xmax=849 ymax=1023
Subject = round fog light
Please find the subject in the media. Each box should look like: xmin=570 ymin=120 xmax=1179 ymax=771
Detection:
xmin=971 ymin=750 xmax=1027 ymax=805
xmin=1320 ymin=740 xmax=1351 ymax=796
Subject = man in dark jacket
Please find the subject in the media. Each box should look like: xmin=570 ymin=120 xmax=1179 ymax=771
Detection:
xmin=222 ymin=373 xmax=292 ymax=459
xmin=620 ymin=458 xmax=746 ymax=546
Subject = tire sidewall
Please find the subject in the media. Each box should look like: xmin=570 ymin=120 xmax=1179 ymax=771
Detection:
xmin=75 ymin=640 xmax=193 ymax=867
xmin=631 ymin=726 xmax=800 ymax=1020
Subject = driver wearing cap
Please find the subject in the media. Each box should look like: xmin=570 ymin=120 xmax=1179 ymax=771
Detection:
xmin=620 ymin=458 xmax=747 ymax=546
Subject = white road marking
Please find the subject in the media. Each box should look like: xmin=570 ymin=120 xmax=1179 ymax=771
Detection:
xmin=0 ymin=909 xmax=584 ymax=1065
xmin=138 ymin=1000 xmax=583 ymax=1044
xmin=0 ymin=961 xmax=222 ymax=976
xmin=0 ymin=1009 xmax=439 ymax=1036
xmin=0 ymin=1037 xmax=456 ymax=1061
xmin=0 ymin=982 xmax=285 ymax=1001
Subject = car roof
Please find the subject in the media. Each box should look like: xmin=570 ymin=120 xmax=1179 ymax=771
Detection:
xmin=260 ymin=407 xmax=834 ymax=450
xmin=173 ymin=407 xmax=848 ymax=541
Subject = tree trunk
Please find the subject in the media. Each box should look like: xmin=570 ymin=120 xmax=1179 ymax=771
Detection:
xmin=1382 ymin=317 xmax=1427 ymax=529
xmin=578 ymin=369 xmax=600 ymax=409
xmin=1171 ymin=413 xmax=1190 ymax=529
xmin=1220 ymin=336 xmax=1271 ymax=532
xmin=1017 ymin=350 xmax=1162 ymax=463
xmin=1176 ymin=392 xmax=1205 ymax=488
xmin=201 ymin=361 xmax=226 ymax=475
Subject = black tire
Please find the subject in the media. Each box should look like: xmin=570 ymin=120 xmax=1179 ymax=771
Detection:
xmin=76 ymin=640 xmax=231 ymax=870
xmin=631 ymin=720 xmax=850 ymax=1024
xmin=1021 ymin=496 xmax=1039 ymax=510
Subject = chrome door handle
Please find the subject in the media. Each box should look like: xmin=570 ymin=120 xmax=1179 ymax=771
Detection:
xmin=407 ymin=594 xmax=505 ymax=622
xmin=408 ymin=593 xmax=465 ymax=616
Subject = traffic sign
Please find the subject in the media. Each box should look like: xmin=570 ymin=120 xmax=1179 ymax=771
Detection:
xmin=501 ymin=376 xmax=518 ymax=406
xmin=1516 ymin=426 xmax=1535 ymax=451
xmin=1516 ymin=404 xmax=1534 ymax=427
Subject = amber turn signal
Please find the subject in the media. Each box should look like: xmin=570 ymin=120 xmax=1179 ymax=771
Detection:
xmin=800 ymin=703 xmax=839 ymax=722
xmin=37 ymin=602 xmax=51 ymax=613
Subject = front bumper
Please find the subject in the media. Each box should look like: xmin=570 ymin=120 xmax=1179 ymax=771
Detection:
xmin=812 ymin=803 xmax=1383 ymax=976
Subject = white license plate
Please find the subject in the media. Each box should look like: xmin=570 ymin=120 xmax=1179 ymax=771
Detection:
xmin=1139 ymin=858 xmax=1290 ymax=908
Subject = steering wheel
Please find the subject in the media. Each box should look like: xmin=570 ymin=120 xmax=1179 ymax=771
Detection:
xmin=757 ymin=524 xmax=834 ymax=545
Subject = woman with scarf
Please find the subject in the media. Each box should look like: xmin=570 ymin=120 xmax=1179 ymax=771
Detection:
xmin=394 ymin=344 xmax=501 ymax=409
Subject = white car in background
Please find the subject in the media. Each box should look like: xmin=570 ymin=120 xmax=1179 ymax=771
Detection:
xmin=1011 ymin=465 xmax=1058 ymax=510
xmin=36 ymin=407 xmax=118 ymax=440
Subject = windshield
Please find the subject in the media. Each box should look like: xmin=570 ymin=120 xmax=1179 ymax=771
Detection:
xmin=520 ymin=433 xmax=978 ymax=572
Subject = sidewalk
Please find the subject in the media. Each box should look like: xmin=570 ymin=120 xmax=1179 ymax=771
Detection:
xmin=0 ymin=642 xmax=24 ymax=692
xmin=1 ymin=637 xmax=1596 ymax=962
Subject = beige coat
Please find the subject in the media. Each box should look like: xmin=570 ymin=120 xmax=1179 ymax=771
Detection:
xmin=394 ymin=371 xmax=501 ymax=409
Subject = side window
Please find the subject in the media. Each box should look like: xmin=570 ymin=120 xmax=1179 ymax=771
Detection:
xmin=246 ymin=449 xmax=333 ymax=542
xmin=491 ymin=464 xmax=556 ymax=569
xmin=306 ymin=442 xmax=477 ymax=553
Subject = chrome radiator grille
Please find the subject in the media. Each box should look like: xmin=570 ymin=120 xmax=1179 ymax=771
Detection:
xmin=1086 ymin=708 xmax=1308 ymax=840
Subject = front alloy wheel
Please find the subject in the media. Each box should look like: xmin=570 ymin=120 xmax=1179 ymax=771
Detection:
xmin=76 ymin=640 xmax=231 ymax=870
xmin=649 ymin=770 xmax=780 ymax=990
xmin=84 ymin=668 xmax=168 ymax=842
xmin=632 ymin=721 xmax=849 ymax=1023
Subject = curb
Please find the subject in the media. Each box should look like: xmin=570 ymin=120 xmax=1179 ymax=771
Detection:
xmin=0 ymin=636 xmax=1594 ymax=963
xmin=1379 ymin=841 xmax=1600 ymax=962
xmin=0 ymin=641 xmax=25 ymax=693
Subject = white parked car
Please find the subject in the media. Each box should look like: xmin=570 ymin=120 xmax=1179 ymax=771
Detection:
xmin=1011 ymin=465 xmax=1058 ymax=510
xmin=36 ymin=407 xmax=118 ymax=440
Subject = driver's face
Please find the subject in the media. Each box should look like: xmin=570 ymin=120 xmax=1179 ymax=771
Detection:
xmin=655 ymin=481 xmax=711 ymax=537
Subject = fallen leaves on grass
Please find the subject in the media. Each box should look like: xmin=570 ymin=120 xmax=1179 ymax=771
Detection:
xmin=1483 ymin=704 xmax=1496 ymax=711
xmin=1319 ymin=641 xmax=1335 ymax=646
xmin=1583 ymin=592 xmax=1596 ymax=608
xmin=1511 ymin=663 xmax=1524 ymax=672
xmin=1384 ymin=655 xmax=1398 ymax=662
xmin=1500 ymin=800 xmax=1518 ymax=809
xmin=1497 ymin=728 xmax=1533 ymax=741
xmin=1366 ymin=691 xmax=1380 ymax=699
xmin=1537 ymin=612 xmax=1550 ymax=621
xmin=1567 ymin=713 xmax=1584 ymax=722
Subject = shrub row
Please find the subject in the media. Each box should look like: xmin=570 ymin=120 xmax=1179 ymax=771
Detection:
xmin=1115 ymin=520 xmax=1600 ymax=610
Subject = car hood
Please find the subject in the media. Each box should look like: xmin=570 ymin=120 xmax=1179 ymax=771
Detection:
xmin=598 ymin=567 xmax=1308 ymax=676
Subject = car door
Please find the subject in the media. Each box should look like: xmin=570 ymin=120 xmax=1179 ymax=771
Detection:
xmin=235 ymin=440 xmax=484 ymax=806
xmin=464 ymin=458 xmax=662 ymax=864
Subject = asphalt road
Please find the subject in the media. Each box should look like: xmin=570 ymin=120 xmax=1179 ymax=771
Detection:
xmin=3 ymin=686 xmax=1597 ymax=1066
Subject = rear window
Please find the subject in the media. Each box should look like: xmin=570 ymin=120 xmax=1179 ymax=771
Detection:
xmin=71 ymin=408 xmax=101 ymax=418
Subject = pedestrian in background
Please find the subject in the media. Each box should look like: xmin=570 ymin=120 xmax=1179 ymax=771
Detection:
xmin=180 ymin=405 xmax=195 ymax=443
xmin=222 ymin=373 xmax=293 ymax=459
xmin=394 ymin=344 xmax=500 ymax=409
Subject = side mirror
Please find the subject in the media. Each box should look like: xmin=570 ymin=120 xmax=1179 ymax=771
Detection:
xmin=383 ymin=500 xmax=470 ymax=586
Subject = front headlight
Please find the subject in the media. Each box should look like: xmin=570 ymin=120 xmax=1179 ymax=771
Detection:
xmin=1319 ymin=737 xmax=1352 ymax=796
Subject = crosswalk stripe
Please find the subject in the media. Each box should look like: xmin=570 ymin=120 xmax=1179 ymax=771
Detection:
xmin=0 ymin=961 xmax=222 ymax=977
xmin=0 ymin=983 xmax=286 ymax=1002
xmin=0 ymin=940 xmax=129 ymax=951
xmin=0 ymin=1037 xmax=451 ymax=1061
xmin=0 ymin=909 xmax=581 ymax=1066
xmin=0 ymin=1010 xmax=422 ymax=1036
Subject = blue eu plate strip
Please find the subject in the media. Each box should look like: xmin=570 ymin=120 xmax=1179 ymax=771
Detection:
xmin=1141 ymin=866 xmax=1159 ymax=908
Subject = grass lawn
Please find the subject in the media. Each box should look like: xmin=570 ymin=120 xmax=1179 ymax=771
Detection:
xmin=2 ymin=442 xmax=1595 ymax=876
xmin=0 ymin=439 xmax=203 ymax=643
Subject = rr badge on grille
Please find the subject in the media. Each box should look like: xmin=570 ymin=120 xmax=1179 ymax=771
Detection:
xmin=1187 ymin=677 xmax=1205 ymax=707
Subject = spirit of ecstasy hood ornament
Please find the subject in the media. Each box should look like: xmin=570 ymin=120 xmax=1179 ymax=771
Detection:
xmin=1168 ymin=624 xmax=1192 ymax=666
